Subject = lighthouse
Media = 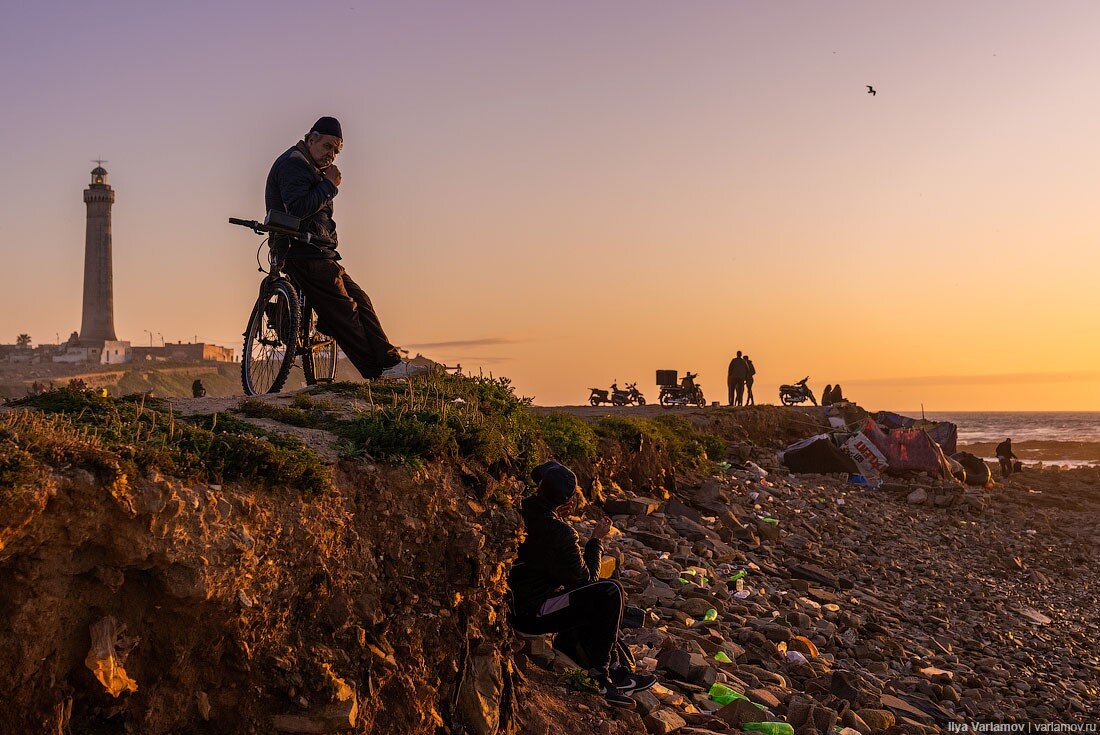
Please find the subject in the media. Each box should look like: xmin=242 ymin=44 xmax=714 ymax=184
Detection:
xmin=56 ymin=163 xmax=131 ymax=364
xmin=79 ymin=163 xmax=118 ymax=342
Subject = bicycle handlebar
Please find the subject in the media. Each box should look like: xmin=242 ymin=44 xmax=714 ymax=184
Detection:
xmin=228 ymin=217 xmax=335 ymax=246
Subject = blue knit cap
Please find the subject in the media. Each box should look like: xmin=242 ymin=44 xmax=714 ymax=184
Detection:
xmin=532 ymin=461 xmax=577 ymax=506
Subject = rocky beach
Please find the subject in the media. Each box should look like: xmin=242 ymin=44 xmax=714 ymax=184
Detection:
xmin=527 ymin=445 xmax=1100 ymax=733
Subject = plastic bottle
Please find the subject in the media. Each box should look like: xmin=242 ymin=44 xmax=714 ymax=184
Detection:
xmin=741 ymin=723 xmax=794 ymax=735
xmin=707 ymin=683 xmax=747 ymax=706
xmin=703 ymin=608 xmax=718 ymax=622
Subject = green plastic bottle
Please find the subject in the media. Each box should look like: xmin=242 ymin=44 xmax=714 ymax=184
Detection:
xmin=742 ymin=723 xmax=794 ymax=735
xmin=703 ymin=608 xmax=718 ymax=621
xmin=707 ymin=682 xmax=747 ymax=706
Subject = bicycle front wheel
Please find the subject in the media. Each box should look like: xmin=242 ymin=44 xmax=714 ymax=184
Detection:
xmin=241 ymin=279 xmax=300 ymax=395
xmin=301 ymin=302 xmax=338 ymax=385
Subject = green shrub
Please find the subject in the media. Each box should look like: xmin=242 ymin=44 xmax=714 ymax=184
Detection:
xmin=331 ymin=373 xmax=545 ymax=475
xmin=594 ymin=415 xmax=724 ymax=468
xmin=537 ymin=413 xmax=598 ymax=465
xmin=9 ymin=388 xmax=332 ymax=495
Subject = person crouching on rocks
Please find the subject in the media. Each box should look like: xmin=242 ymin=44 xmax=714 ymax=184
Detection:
xmin=508 ymin=461 xmax=656 ymax=708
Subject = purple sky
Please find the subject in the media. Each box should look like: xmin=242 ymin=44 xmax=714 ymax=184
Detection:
xmin=2 ymin=1 xmax=1098 ymax=408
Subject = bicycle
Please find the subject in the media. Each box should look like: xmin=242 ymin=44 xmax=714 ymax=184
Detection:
xmin=229 ymin=213 xmax=339 ymax=395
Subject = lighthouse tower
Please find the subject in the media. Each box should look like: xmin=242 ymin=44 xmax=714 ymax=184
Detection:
xmin=79 ymin=163 xmax=118 ymax=342
xmin=56 ymin=163 xmax=132 ymax=365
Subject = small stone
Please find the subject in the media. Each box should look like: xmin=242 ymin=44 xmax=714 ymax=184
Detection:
xmin=715 ymin=697 xmax=768 ymax=727
xmin=605 ymin=497 xmax=661 ymax=516
xmin=854 ymin=709 xmax=895 ymax=731
xmin=644 ymin=708 xmax=687 ymax=735
xmin=746 ymin=688 xmax=781 ymax=709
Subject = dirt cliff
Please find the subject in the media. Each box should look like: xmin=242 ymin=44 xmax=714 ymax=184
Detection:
xmin=1 ymin=377 xmax=765 ymax=735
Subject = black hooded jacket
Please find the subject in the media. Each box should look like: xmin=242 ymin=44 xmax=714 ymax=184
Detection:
xmin=264 ymin=142 xmax=341 ymax=259
xmin=508 ymin=495 xmax=602 ymax=617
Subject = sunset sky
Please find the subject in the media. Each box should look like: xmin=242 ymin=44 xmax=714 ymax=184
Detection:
xmin=2 ymin=1 xmax=1098 ymax=409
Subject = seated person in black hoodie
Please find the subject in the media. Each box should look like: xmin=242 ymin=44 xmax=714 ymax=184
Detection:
xmin=508 ymin=461 xmax=656 ymax=707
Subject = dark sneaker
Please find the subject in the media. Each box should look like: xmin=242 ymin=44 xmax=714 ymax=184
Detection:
xmin=591 ymin=671 xmax=638 ymax=710
xmin=379 ymin=351 xmax=403 ymax=370
xmin=601 ymin=689 xmax=636 ymax=709
xmin=612 ymin=671 xmax=657 ymax=695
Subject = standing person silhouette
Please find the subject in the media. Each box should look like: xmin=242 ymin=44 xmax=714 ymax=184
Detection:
xmin=743 ymin=355 xmax=756 ymax=406
xmin=995 ymin=438 xmax=1017 ymax=478
xmin=727 ymin=351 xmax=748 ymax=406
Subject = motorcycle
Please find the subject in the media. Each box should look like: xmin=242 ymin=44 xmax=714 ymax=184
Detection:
xmin=589 ymin=387 xmax=613 ymax=406
xmin=590 ymin=382 xmax=647 ymax=406
xmin=779 ymin=377 xmax=817 ymax=406
xmin=659 ymin=371 xmax=706 ymax=407
xmin=612 ymin=382 xmax=647 ymax=406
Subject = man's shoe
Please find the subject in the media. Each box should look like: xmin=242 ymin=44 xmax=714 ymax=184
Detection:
xmin=379 ymin=352 xmax=403 ymax=370
xmin=591 ymin=671 xmax=637 ymax=710
xmin=611 ymin=670 xmax=657 ymax=696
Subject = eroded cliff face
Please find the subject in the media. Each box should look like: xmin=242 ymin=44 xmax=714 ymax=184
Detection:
xmin=0 ymin=387 xmax=827 ymax=735
xmin=0 ymin=458 xmax=536 ymax=735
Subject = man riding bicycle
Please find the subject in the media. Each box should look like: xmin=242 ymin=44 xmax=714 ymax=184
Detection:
xmin=265 ymin=116 xmax=402 ymax=379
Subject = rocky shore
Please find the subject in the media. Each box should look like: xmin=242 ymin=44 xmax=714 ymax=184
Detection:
xmin=520 ymin=444 xmax=1100 ymax=733
xmin=3 ymin=382 xmax=1096 ymax=734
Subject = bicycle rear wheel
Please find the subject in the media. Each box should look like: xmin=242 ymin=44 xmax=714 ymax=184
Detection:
xmin=301 ymin=302 xmax=338 ymax=385
xmin=241 ymin=279 xmax=300 ymax=395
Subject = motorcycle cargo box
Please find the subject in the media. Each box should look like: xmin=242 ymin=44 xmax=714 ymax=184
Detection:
xmin=656 ymin=370 xmax=678 ymax=387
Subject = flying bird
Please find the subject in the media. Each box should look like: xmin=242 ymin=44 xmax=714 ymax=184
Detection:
xmin=866 ymin=85 xmax=877 ymax=96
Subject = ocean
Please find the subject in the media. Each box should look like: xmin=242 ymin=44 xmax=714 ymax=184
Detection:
xmin=920 ymin=411 xmax=1100 ymax=467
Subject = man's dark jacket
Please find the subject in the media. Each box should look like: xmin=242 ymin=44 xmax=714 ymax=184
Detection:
xmin=995 ymin=440 xmax=1016 ymax=459
xmin=508 ymin=495 xmax=602 ymax=617
xmin=265 ymin=142 xmax=341 ymax=259
xmin=728 ymin=357 xmax=748 ymax=382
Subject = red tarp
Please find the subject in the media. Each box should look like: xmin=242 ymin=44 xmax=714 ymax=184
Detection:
xmin=858 ymin=419 xmax=954 ymax=477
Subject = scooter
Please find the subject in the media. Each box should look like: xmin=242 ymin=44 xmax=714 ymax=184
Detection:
xmin=779 ymin=377 xmax=817 ymax=406
xmin=659 ymin=372 xmax=706 ymax=407
xmin=589 ymin=387 xmax=613 ymax=406
xmin=611 ymin=382 xmax=647 ymax=406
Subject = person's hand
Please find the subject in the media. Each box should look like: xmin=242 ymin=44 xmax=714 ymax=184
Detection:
xmin=323 ymin=164 xmax=342 ymax=187
xmin=590 ymin=516 xmax=613 ymax=540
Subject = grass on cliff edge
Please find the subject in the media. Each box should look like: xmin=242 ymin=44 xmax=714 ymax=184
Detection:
xmin=312 ymin=373 xmax=722 ymax=472
xmin=6 ymin=388 xmax=331 ymax=494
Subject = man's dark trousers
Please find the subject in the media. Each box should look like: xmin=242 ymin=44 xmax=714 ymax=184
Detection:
xmin=285 ymin=258 xmax=398 ymax=378
xmin=729 ymin=380 xmax=745 ymax=406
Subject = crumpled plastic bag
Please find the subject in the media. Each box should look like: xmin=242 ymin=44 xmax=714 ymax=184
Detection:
xmin=84 ymin=615 xmax=139 ymax=696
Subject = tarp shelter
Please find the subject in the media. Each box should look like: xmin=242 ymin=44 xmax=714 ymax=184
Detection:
xmin=873 ymin=411 xmax=915 ymax=430
xmin=871 ymin=412 xmax=958 ymax=456
xmin=925 ymin=422 xmax=958 ymax=456
xmin=859 ymin=420 xmax=954 ymax=478
xmin=781 ymin=434 xmax=860 ymax=474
